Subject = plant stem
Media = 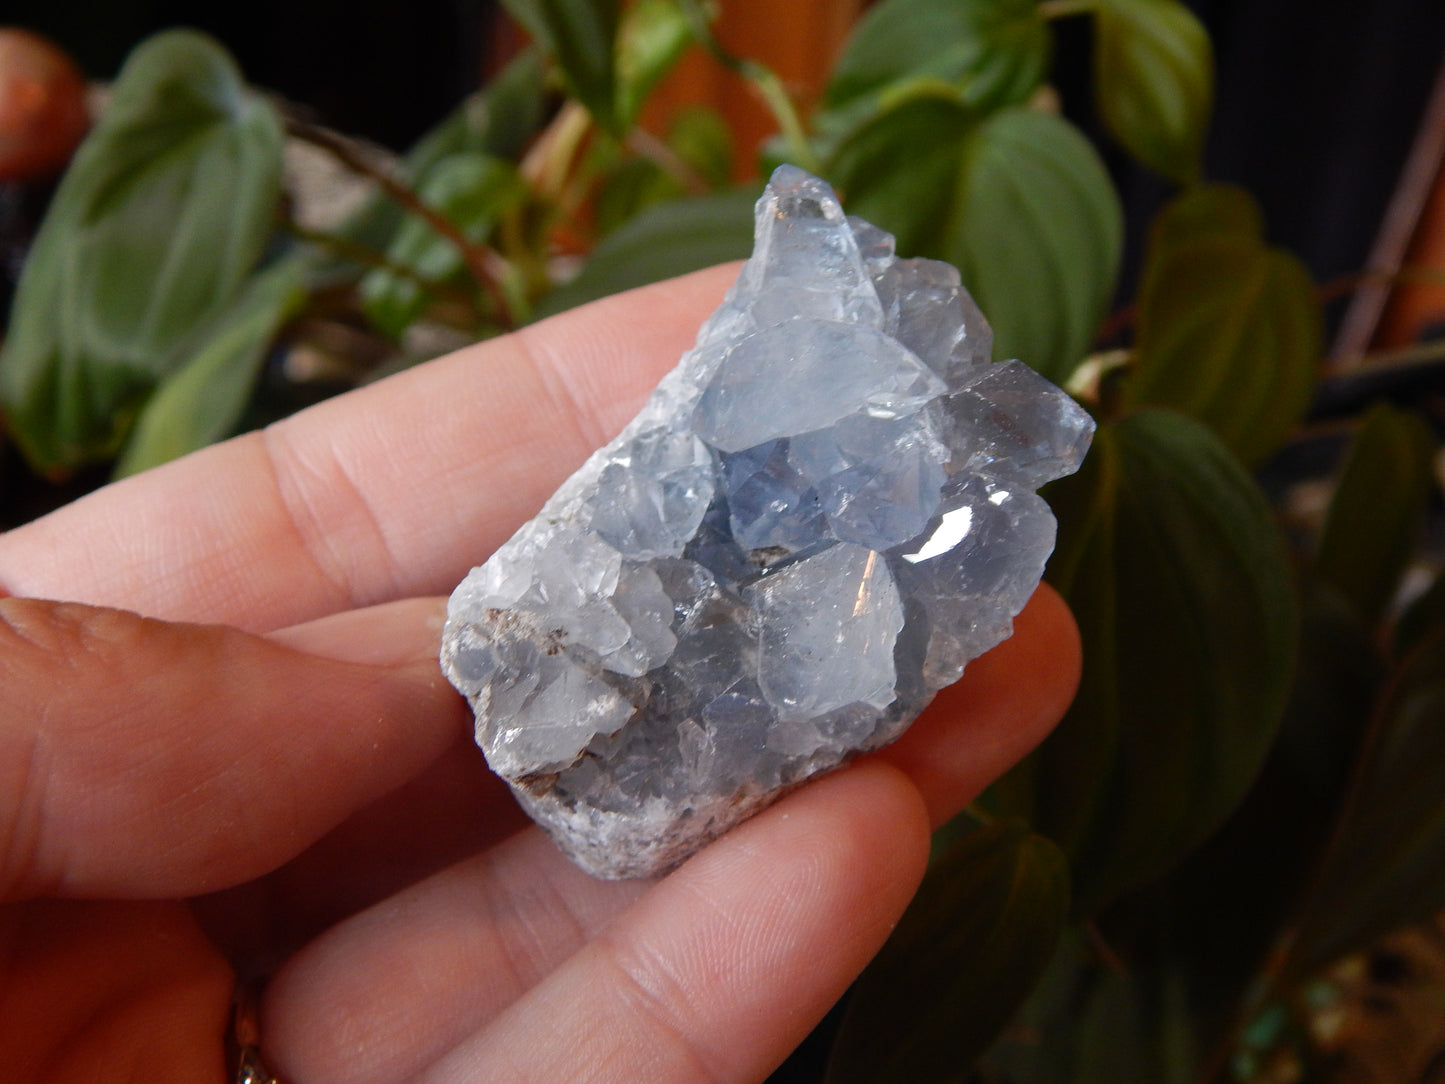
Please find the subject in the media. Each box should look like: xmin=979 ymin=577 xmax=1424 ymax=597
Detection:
xmin=1082 ymin=918 xmax=1131 ymax=977
xmin=285 ymin=117 xmax=516 ymax=328
xmin=278 ymin=218 xmax=478 ymax=312
xmin=676 ymin=0 xmax=821 ymax=174
xmin=742 ymin=62 xmax=822 ymax=174
xmin=1327 ymin=332 xmax=1445 ymax=376
xmin=626 ymin=127 xmax=711 ymax=194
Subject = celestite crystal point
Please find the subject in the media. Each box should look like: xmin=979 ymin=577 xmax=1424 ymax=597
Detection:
xmin=441 ymin=165 xmax=1094 ymax=878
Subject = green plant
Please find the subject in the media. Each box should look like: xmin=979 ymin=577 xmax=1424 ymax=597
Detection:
xmin=2 ymin=2 xmax=1443 ymax=1079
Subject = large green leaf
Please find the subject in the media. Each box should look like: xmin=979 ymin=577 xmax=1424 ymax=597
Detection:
xmin=829 ymin=99 xmax=1122 ymax=384
xmin=115 ymin=257 xmax=307 ymax=477
xmin=359 ymin=153 xmax=524 ymax=337
xmin=502 ymin=0 xmax=622 ymax=133
xmin=825 ymin=0 xmax=1049 ymax=115
xmin=1288 ymin=630 xmax=1445 ymax=978
xmin=532 ymin=189 xmax=755 ymax=318
xmin=1093 ymin=0 xmax=1213 ymax=184
xmin=1006 ymin=410 xmax=1298 ymax=914
xmin=826 ymin=819 xmax=1068 ymax=1082
xmin=1123 ymin=184 xmax=1321 ymax=466
xmin=980 ymin=929 xmax=1200 ymax=1083
xmin=1313 ymin=402 xmax=1435 ymax=630
xmin=1115 ymin=577 xmax=1384 ymax=1028
xmin=0 ymin=29 xmax=283 ymax=472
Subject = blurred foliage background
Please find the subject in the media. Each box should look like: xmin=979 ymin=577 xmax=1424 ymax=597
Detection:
xmin=4 ymin=1 xmax=1445 ymax=1080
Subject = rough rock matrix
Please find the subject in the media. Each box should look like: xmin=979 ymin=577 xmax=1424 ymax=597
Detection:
xmin=442 ymin=165 xmax=1094 ymax=878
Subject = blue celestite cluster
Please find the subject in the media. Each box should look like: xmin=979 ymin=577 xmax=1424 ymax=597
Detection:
xmin=441 ymin=165 xmax=1094 ymax=878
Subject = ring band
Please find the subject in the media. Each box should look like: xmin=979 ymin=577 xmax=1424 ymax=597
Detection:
xmin=233 ymin=981 xmax=282 ymax=1084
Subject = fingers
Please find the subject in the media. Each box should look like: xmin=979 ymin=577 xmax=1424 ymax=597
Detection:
xmin=257 ymin=586 xmax=1076 ymax=1083
xmin=0 ymin=899 xmax=233 ymax=1082
xmin=260 ymin=829 xmax=652 ymax=1084
xmin=264 ymin=762 xmax=931 ymax=1084
xmin=0 ymin=265 xmax=739 ymax=631
xmin=0 ymin=596 xmax=471 ymax=901
xmin=192 ymin=729 xmax=523 ymax=978
xmin=876 ymin=582 xmax=1082 ymax=827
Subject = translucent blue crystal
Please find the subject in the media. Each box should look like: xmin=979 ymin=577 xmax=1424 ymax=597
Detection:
xmin=441 ymin=165 xmax=1095 ymax=878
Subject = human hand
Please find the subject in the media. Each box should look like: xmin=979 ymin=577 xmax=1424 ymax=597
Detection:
xmin=0 ymin=265 xmax=1081 ymax=1083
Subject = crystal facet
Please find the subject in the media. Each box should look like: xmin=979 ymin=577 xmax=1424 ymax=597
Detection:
xmin=441 ymin=165 xmax=1095 ymax=878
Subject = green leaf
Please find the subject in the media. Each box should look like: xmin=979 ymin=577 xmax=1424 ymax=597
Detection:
xmin=1126 ymin=577 xmax=1384 ymax=1024
xmin=311 ymin=47 xmax=547 ymax=288
xmin=826 ymin=0 xmax=1049 ymax=115
xmin=667 ymin=104 xmax=733 ymax=188
xmin=614 ymin=0 xmax=692 ymax=130
xmin=1007 ymin=410 xmax=1298 ymax=914
xmin=0 ymin=29 xmax=283 ymax=472
xmin=1289 ymin=630 xmax=1445 ymax=977
xmin=826 ymin=819 xmax=1068 ymax=1082
xmin=408 ymin=46 xmax=550 ymax=169
xmin=502 ymin=0 xmax=622 ymax=133
xmin=114 ymin=257 xmax=307 ymax=477
xmin=359 ymin=153 xmax=523 ymax=337
xmin=533 ymin=189 xmax=755 ymax=318
xmin=593 ymin=158 xmax=684 ymax=238
xmin=1313 ymin=402 xmax=1435 ymax=630
xmin=980 ymin=929 xmax=1201 ymax=1083
xmin=1123 ymin=184 xmax=1322 ymax=466
xmin=1093 ymin=0 xmax=1213 ymax=183
xmin=594 ymin=105 xmax=734 ymax=239
xmin=829 ymin=100 xmax=1122 ymax=384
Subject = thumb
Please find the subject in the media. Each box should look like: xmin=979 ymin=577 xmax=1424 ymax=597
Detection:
xmin=0 ymin=597 xmax=467 ymax=901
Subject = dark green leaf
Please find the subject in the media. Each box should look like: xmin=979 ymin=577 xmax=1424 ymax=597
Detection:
xmin=826 ymin=0 xmax=1049 ymax=115
xmin=980 ymin=929 xmax=1200 ymax=1083
xmin=1093 ymin=0 xmax=1213 ymax=183
xmin=359 ymin=153 xmax=523 ymax=337
xmin=502 ymin=0 xmax=622 ymax=133
xmin=533 ymin=189 xmax=754 ymax=318
xmin=1007 ymin=410 xmax=1298 ymax=914
xmin=1123 ymin=184 xmax=1322 ymax=465
xmin=614 ymin=0 xmax=692 ymax=130
xmin=1313 ymin=402 xmax=1435 ymax=630
xmin=1289 ymin=630 xmax=1445 ymax=977
xmin=829 ymin=99 xmax=1122 ymax=384
xmin=826 ymin=819 xmax=1068 ymax=1083
xmin=1120 ymin=577 xmax=1384 ymax=1025
xmin=114 ymin=257 xmax=307 ymax=476
xmin=0 ymin=29 xmax=283 ymax=472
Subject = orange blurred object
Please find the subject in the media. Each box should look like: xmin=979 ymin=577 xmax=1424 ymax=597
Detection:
xmin=0 ymin=27 xmax=89 ymax=182
xmin=644 ymin=0 xmax=863 ymax=178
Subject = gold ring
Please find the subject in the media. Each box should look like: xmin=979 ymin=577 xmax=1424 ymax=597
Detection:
xmin=232 ymin=981 xmax=282 ymax=1084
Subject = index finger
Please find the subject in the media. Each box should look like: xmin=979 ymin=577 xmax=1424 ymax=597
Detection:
xmin=0 ymin=265 xmax=738 ymax=631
